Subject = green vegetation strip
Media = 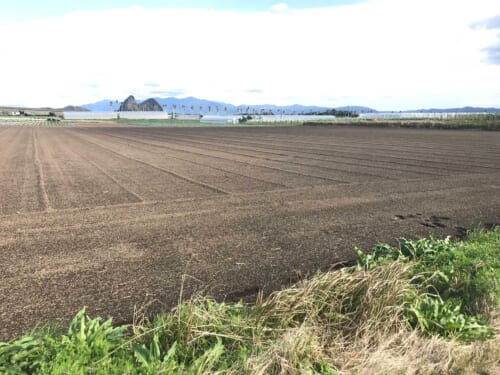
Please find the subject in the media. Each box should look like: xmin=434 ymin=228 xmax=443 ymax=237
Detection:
xmin=304 ymin=114 xmax=500 ymax=130
xmin=0 ymin=117 xmax=66 ymax=127
xmin=1 ymin=229 xmax=499 ymax=374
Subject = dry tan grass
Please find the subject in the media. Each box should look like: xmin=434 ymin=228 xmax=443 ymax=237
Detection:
xmin=238 ymin=261 xmax=500 ymax=374
xmin=320 ymin=314 xmax=500 ymax=375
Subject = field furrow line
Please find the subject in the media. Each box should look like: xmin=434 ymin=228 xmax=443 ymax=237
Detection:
xmin=86 ymin=130 xmax=362 ymax=182
xmin=262 ymin=137 xmax=500 ymax=163
xmin=20 ymin=137 xmax=33 ymax=212
xmin=32 ymin=128 xmax=52 ymax=212
xmin=89 ymin=130 xmax=347 ymax=186
xmin=0 ymin=127 xmax=22 ymax=165
xmin=163 ymin=130 xmax=500 ymax=167
xmin=64 ymin=130 xmax=230 ymax=195
xmin=84 ymin=130 xmax=353 ymax=184
xmin=59 ymin=141 xmax=146 ymax=203
xmin=152 ymin=132 xmax=500 ymax=172
xmin=87 ymin=131 xmax=289 ymax=189
xmin=339 ymin=138 xmax=500 ymax=154
xmin=0 ymin=128 xmax=26 ymax=214
xmin=182 ymin=129 xmax=500 ymax=158
xmin=230 ymin=132 xmax=500 ymax=154
xmin=2 ymin=183 xmax=498 ymax=239
xmin=139 ymin=134 xmax=447 ymax=177
xmin=19 ymin=128 xmax=43 ymax=213
xmin=149 ymin=136 xmax=403 ymax=180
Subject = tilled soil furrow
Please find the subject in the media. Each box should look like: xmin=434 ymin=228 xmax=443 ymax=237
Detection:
xmin=153 ymin=128 xmax=499 ymax=163
xmin=135 ymin=134 xmax=443 ymax=179
xmin=85 ymin=129 xmax=348 ymax=186
xmin=72 ymin=129 xmax=347 ymax=188
xmin=20 ymin=129 xmax=44 ymax=213
xmin=57 ymin=137 xmax=146 ymax=203
xmin=32 ymin=128 xmax=53 ymax=212
xmin=0 ymin=127 xmax=27 ymax=214
xmin=168 ymin=127 xmax=500 ymax=160
xmin=65 ymin=130 xmax=230 ymax=195
xmin=2 ymin=184 xmax=498 ymax=242
xmin=85 ymin=129 xmax=391 ymax=183
xmin=185 ymin=133 xmax=500 ymax=169
xmin=35 ymin=128 xmax=141 ymax=209
xmin=86 ymin=130 xmax=290 ymax=189
xmin=1 ymin=128 xmax=50 ymax=214
xmin=72 ymin=151 xmax=145 ymax=203
xmin=1 ymin=171 xmax=497 ymax=231
xmin=228 ymin=132 xmax=500 ymax=156
xmin=124 ymin=128 xmax=499 ymax=173
xmin=58 ymin=129 xmax=219 ymax=201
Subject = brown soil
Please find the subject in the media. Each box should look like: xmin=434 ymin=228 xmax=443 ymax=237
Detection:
xmin=0 ymin=124 xmax=499 ymax=341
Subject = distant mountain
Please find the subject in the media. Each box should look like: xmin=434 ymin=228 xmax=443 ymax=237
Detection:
xmin=153 ymin=97 xmax=334 ymax=115
xmin=82 ymin=100 xmax=121 ymax=112
xmin=119 ymin=95 xmax=139 ymax=111
xmin=82 ymin=96 xmax=377 ymax=115
xmin=138 ymin=98 xmax=163 ymax=111
xmin=80 ymin=97 xmax=500 ymax=115
xmin=117 ymin=95 xmax=163 ymax=111
xmin=63 ymin=105 xmax=90 ymax=112
xmin=2 ymin=104 xmax=89 ymax=113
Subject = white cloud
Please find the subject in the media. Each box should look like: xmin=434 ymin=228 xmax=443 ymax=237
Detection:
xmin=270 ymin=3 xmax=290 ymax=14
xmin=0 ymin=0 xmax=499 ymax=109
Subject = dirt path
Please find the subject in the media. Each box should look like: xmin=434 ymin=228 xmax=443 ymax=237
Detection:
xmin=0 ymin=125 xmax=499 ymax=341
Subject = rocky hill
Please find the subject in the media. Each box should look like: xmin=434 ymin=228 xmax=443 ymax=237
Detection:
xmin=139 ymin=98 xmax=163 ymax=111
xmin=118 ymin=95 xmax=162 ymax=112
xmin=118 ymin=95 xmax=139 ymax=111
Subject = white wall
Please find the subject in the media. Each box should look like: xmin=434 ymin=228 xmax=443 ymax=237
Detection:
xmin=63 ymin=112 xmax=171 ymax=120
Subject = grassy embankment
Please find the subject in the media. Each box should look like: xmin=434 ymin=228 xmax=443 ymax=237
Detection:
xmin=1 ymin=229 xmax=499 ymax=374
xmin=304 ymin=114 xmax=500 ymax=130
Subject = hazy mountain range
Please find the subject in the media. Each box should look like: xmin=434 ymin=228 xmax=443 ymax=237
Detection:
xmin=80 ymin=97 xmax=500 ymax=114
xmin=3 ymin=97 xmax=499 ymax=114
xmin=82 ymin=97 xmax=376 ymax=114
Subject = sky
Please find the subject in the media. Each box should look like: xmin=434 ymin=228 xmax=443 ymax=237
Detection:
xmin=0 ymin=0 xmax=499 ymax=110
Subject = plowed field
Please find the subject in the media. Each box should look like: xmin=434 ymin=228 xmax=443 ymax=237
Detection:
xmin=1 ymin=124 xmax=499 ymax=340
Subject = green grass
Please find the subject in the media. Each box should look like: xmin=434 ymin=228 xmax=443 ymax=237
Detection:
xmin=1 ymin=228 xmax=499 ymax=374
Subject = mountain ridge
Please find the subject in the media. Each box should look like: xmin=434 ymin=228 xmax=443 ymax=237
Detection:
xmin=80 ymin=96 xmax=500 ymax=114
xmin=118 ymin=95 xmax=163 ymax=112
xmin=82 ymin=97 xmax=375 ymax=114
